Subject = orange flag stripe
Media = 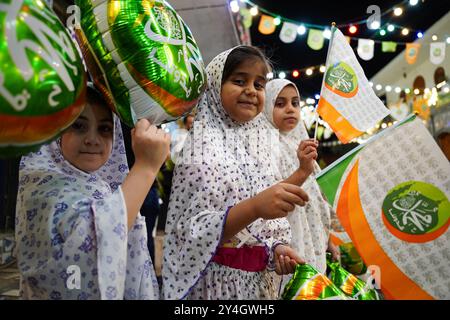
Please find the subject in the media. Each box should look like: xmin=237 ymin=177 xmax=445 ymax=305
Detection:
xmin=317 ymin=97 xmax=364 ymax=144
xmin=329 ymin=233 xmax=345 ymax=246
xmin=340 ymin=160 xmax=434 ymax=300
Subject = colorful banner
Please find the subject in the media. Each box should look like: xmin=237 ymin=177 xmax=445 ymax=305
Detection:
xmin=258 ymin=14 xmax=276 ymax=35
xmin=316 ymin=115 xmax=450 ymax=300
xmin=430 ymin=42 xmax=446 ymax=65
xmin=317 ymin=27 xmax=390 ymax=143
xmin=239 ymin=8 xmax=253 ymax=29
xmin=357 ymin=39 xmax=375 ymax=61
xmin=405 ymin=43 xmax=421 ymax=65
xmin=413 ymin=97 xmax=430 ymax=121
xmin=279 ymin=21 xmax=297 ymax=44
xmin=382 ymin=41 xmax=397 ymax=53
xmin=307 ymin=28 xmax=324 ymax=50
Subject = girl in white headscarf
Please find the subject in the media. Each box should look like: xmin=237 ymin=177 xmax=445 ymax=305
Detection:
xmin=15 ymin=85 xmax=169 ymax=299
xmin=263 ymin=79 xmax=340 ymax=274
xmin=162 ymin=46 xmax=311 ymax=300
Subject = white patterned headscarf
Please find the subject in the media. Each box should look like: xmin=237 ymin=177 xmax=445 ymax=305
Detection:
xmin=162 ymin=47 xmax=291 ymax=300
xmin=15 ymin=105 xmax=159 ymax=299
xmin=263 ymin=79 xmax=331 ymax=273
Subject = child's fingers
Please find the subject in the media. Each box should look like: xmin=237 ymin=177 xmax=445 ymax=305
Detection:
xmin=284 ymin=256 xmax=294 ymax=274
xmin=280 ymin=189 xmax=306 ymax=207
xmin=278 ymin=200 xmax=295 ymax=213
xmin=288 ymin=257 xmax=298 ymax=274
xmin=282 ymin=184 xmax=309 ymax=203
xmin=135 ymin=118 xmax=151 ymax=132
xmin=304 ymin=151 xmax=318 ymax=160
xmin=299 ymin=140 xmax=318 ymax=150
xmin=288 ymin=258 xmax=298 ymax=273
xmin=279 ymin=255 xmax=288 ymax=275
xmin=147 ymin=125 xmax=158 ymax=136
xmin=288 ymin=250 xmax=306 ymax=265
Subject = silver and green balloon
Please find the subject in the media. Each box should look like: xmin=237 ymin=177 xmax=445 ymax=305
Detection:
xmin=75 ymin=0 xmax=207 ymax=127
xmin=0 ymin=0 xmax=87 ymax=158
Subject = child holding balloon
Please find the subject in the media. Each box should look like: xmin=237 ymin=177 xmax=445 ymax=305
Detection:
xmin=162 ymin=46 xmax=312 ymax=300
xmin=15 ymin=84 xmax=169 ymax=300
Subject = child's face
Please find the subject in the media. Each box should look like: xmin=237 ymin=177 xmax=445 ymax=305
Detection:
xmin=61 ymin=102 xmax=114 ymax=173
xmin=272 ymin=85 xmax=301 ymax=132
xmin=220 ymin=58 xmax=267 ymax=123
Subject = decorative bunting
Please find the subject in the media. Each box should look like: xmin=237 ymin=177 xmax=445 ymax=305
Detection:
xmin=258 ymin=14 xmax=276 ymax=35
xmin=307 ymin=28 xmax=324 ymax=50
xmin=405 ymin=43 xmax=421 ymax=64
xmin=357 ymin=39 xmax=375 ymax=61
xmin=240 ymin=8 xmax=253 ymax=29
xmin=279 ymin=22 xmax=297 ymax=44
xmin=382 ymin=41 xmax=397 ymax=53
xmin=429 ymin=42 xmax=445 ymax=65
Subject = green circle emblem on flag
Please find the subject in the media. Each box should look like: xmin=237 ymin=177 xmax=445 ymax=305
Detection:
xmin=381 ymin=181 xmax=450 ymax=243
xmin=325 ymin=61 xmax=358 ymax=98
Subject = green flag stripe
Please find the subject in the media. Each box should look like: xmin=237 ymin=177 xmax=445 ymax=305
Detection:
xmin=317 ymin=151 xmax=360 ymax=206
xmin=316 ymin=114 xmax=417 ymax=206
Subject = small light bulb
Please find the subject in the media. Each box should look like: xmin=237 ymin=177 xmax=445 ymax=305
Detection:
xmin=297 ymin=25 xmax=306 ymax=35
xmin=394 ymin=7 xmax=403 ymax=16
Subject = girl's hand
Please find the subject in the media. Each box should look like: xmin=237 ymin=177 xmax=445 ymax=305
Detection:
xmin=131 ymin=119 xmax=171 ymax=174
xmin=252 ymin=183 xmax=309 ymax=220
xmin=297 ymin=139 xmax=319 ymax=176
xmin=327 ymin=237 xmax=341 ymax=262
xmin=274 ymin=244 xmax=305 ymax=275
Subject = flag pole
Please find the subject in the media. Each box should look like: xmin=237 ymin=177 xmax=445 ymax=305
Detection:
xmin=314 ymin=21 xmax=336 ymax=141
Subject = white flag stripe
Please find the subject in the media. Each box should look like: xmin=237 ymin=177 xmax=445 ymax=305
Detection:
xmin=322 ymin=28 xmax=390 ymax=132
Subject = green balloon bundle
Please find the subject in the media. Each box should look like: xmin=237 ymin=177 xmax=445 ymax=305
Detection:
xmin=339 ymin=242 xmax=367 ymax=275
xmin=75 ymin=0 xmax=207 ymax=127
xmin=0 ymin=0 xmax=86 ymax=158
xmin=282 ymin=264 xmax=349 ymax=300
xmin=327 ymin=259 xmax=382 ymax=300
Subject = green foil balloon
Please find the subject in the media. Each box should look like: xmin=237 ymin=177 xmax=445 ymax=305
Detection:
xmin=339 ymin=242 xmax=367 ymax=275
xmin=0 ymin=0 xmax=87 ymax=158
xmin=328 ymin=261 xmax=382 ymax=300
xmin=75 ymin=0 xmax=206 ymax=127
xmin=282 ymin=264 xmax=349 ymax=300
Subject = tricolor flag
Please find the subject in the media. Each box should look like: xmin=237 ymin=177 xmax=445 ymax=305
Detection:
xmin=317 ymin=27 xmax=390 ymax=143
xmin=316 ymin=115 xmax=450 ymax=300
